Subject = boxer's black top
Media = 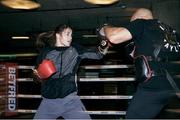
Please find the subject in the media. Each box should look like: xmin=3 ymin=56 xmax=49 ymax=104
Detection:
xmin=35 ymin=43 xmax=103 ymax=98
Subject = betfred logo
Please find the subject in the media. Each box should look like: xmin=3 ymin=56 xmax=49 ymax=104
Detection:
xmin=4 ymin=63 xmax=18 ymax=116
xmin=8 ymin=67 xmax=16 ymax=111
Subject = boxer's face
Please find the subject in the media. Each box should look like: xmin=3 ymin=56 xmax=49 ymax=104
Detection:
xmin=61 ymin=28 xmax=72 ymax=46
xmin=56 ymin=27 xmax=72 ymax=47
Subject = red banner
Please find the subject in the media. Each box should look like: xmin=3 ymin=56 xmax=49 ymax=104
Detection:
xmin=0 ymin=63 xmax=18 ymax=116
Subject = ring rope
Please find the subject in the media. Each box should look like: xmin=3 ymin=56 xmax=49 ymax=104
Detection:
xmin=16 ymin=109 xmax=126 ymax=115
xmin=17 ymin=94 xmax=133 ymax=99
xmin=1 ymin=64 xmax=134 ymax=116
xmin=17 ymin=65 xmax=134 ymax=70
xmin=79 ymin=77 xmax=135 ymax=82
xmin=17 ymin=77 xmax=136 ymax=82
xmin=80 ymin=65 xmax=134 ymax=69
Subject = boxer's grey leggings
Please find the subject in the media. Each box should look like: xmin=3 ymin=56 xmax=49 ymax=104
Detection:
xmin=33 ymin=92 xmax=91 ymax=119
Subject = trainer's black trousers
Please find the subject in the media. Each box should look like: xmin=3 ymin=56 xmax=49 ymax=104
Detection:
xmin=125 ymin=87 xmax=174 ymax=119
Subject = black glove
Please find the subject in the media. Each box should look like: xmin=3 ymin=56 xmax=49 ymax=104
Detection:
xmin=125 ymin=41 xmax=135 ymax=58
xmin=98 ymin=39 xmax=112 ymax=55
xmin=96 ymin=24 xmax=112 ymax=55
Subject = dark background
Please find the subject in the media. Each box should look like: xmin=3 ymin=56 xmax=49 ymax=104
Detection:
xmin=0 ymin=0 xmax=180 ymax=55
xmin=0 ymin=0 xmax=180 ymax=119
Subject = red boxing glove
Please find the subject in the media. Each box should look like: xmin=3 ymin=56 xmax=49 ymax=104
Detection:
xmin=37 ymin=59 xmax=56 ymax=79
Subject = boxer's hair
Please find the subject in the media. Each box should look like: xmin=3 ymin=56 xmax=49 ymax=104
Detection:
xmin=36 ymin=24 xmax=71 ymax=50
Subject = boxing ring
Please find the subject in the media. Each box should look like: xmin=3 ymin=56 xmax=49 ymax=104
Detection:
xmin=0 ymin=63 xmax=180 ymax=118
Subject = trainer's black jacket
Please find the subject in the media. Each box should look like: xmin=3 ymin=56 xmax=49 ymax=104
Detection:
xmin=125 ymin=19 xmax=180 ymax=91
xmin=35 ymin=43 xmax=103 ymax=99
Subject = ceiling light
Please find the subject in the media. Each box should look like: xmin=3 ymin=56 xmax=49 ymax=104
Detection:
xmin=12 ymin=36 xmax=30 ymax=39
xmin=84 ymin=0 xmax=119 ymax=5
xmin=0 ymin=0 xmax=40 ymax=10
xmin=0 ymin=53 xmax=38 ymax=57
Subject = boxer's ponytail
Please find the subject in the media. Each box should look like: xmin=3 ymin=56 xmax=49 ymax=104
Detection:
xmin=36 ymin=24 xmax=71 ymax=50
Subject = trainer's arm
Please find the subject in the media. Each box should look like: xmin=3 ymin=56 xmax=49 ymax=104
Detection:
xmin=103 ymin=26 xmax=132 ymax=44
